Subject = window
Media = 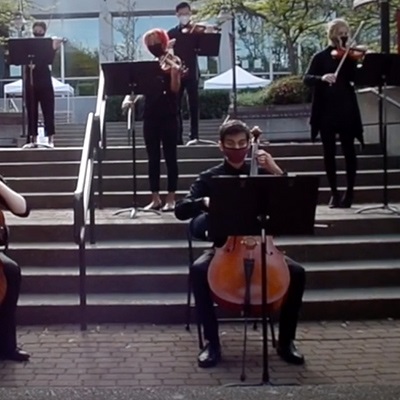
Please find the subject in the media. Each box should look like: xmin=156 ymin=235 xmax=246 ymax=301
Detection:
xmin=45 ymin=18 xmax=99 ymax=78
xmin=113 ymin=14 xmax=214 ymax=74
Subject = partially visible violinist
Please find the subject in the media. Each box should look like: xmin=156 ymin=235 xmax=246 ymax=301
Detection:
xmin=174 ymin=120 xmax=306 ymax=368
xmin=0 ymin=176 xmax=30 ymax=362
xmin=304 ymin=18 xmax=365 ymax=208
xmin=123 ymin=29 xmax=180 ymax=211
xmin=168 ymin=2 xmax=200 ymax=144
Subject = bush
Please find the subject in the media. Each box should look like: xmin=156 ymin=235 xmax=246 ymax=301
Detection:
xmin=237 ymin=89 xmax=265 ymax=107
xmin=263 ymin=75 xmax=311 ymax=105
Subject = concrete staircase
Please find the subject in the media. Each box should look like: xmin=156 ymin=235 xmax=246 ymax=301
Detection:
xmin=1 ymin=141 xmax=400 ymax=326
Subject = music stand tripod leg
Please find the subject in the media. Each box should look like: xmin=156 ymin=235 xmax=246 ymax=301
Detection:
xmin=113 ymin=96 xmax=161 ymax=219
xmin=356 ymin=80 xmax=399 ymax=216
xmin=186 ymin=138 xmax=218 ymax=146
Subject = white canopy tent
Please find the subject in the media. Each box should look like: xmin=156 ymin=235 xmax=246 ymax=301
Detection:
xmin=3 ymin=77 xmax=75 ymax=122
xmin=204 ymin=66 xmax=271 ymax=90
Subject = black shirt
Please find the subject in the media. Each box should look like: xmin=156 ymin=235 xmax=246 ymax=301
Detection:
xmin=143 ymin=73 xmax=178 ymax=119
xmin=167 ymin=25 xmax=199 ymax=81
xmin=175 ymin=160 xmax=268 ymax=222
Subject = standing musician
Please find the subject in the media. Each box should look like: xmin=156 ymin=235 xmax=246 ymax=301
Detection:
xmin=123 ymin=29 xmax=181 ymax=211
xmin=304 ymin=18 xmax=365 ymax=209
xmin=0 ymin=176 xmax=30 ymax=362
xmin=174 ymin=120 xmax=306 ymax=368
xmin=25 ymin=21 xmax=63 ymax=148
xmin=168 ymin=2 xmax=200 ymax=144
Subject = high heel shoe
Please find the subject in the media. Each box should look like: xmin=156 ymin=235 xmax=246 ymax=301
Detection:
xmin=328 ymin=192 xmax=341 ymax=208
xmin=340 ymin=192 xmax=353 ymax=208
xmin=144 ymin=201 xmax=162 ymax=211
xmin=162 ymin=202 xmax=175 ymax=212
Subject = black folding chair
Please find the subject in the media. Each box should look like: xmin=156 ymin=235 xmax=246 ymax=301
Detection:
xmin=185 ymin=218 xmax=277 ymax=350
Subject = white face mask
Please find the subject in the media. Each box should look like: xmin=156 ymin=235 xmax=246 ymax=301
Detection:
xmin=179 ymin=15 xmax=190 ymax=25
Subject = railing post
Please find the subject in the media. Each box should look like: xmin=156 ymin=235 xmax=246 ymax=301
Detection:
xmin=79 ymin=238 xmax=87 ymax=331
xmin=89 ymin=182 xmax=96 ymax=245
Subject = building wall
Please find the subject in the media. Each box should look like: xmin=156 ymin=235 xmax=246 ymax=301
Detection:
xmin=26 ymin=0 xmax=231 ymax=69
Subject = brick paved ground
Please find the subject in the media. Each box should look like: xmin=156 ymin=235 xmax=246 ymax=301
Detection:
xmin=1 ymin=320 xmax=400 ymax=388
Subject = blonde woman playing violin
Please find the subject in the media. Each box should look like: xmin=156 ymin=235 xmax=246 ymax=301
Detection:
xmin=304 ymin=18 xmax=364 ymax=209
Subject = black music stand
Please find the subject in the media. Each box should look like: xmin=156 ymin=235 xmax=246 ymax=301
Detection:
xmin=175 ymin=33 xmax=221 ymax=146
xmin=101 ymin=61 xmax=163 ymax=219
xmin=354 ymin=53 xmax=400 ymax=215
xmin=8 ymin=38 xmax=55 ymax=149
xmin=208 ymin=174 xmax=319 ymax=385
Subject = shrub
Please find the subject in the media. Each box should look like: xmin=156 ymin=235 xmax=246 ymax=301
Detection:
xmin=263 ymin=75 xmax=311 ymax=105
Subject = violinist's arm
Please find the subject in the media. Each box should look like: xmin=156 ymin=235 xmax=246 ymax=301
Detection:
xmin=174 ymin=173 xmax=210 ymax=221
xmin=303 ymin=53 xmax=323 ymax=87
xmin=170 ymin=66 xmax=181 ymax=93
xmin=0 ymin=177 xmax=29 ymax=217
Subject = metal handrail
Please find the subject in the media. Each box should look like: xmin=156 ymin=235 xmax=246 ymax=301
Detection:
xmin=358 ymin=87 xmax=400 ymax=110
xmin=72 ymin=68 xmax=107 ymax=331
xmin=73 ymin=112 xmax=98 ymax=331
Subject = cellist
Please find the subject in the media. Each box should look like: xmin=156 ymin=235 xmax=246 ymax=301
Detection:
xmin=174 ymin=119 xmax=306 ymax=368
xmin=0 ymin=175 xmax=30 ymax=362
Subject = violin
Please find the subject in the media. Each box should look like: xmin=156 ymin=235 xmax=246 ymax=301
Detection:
xmin=207 ymin=127 xmax=291 ymax=316
xmin=0 ymin=210 xmax=8 ymax=305
xmin=331 ymin=45 xmax=368 ymax=61
xmin=181 ymin=22 xmax=221 ymax=34
xmin=143 ymin=28 xmax=188 ymax=77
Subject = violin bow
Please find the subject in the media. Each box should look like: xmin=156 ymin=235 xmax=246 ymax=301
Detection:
xmin=334 ymin=20 xmax=365 ymax=79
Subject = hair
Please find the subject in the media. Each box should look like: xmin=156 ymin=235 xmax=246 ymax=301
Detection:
xmin=142 ymin=28 xmax=170 ymax=49
xmin=327 ymin=18 xmax=350 ymax=43
xmin=219 ymin=119 xmax=251 ymax=142
xmin=32 ymin=21 xmax=47 ymax=31
xmin=176 ymin=2 xmax=191 ymax=12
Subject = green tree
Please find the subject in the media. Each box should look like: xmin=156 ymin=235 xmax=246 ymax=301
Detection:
xmin=192 ymin=0 xmax=338 ymax=74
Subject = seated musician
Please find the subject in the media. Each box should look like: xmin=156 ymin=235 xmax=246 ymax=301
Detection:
xmin=174 ymin=120 xmax=306 ymax=368
xmin=0 ymin=176 xmax=30 ymax=362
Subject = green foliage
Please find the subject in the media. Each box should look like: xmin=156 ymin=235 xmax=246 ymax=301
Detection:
xmin=263 ymin=75 xmax=311 ymax=105
xmin=237 ymin=89 xmax=265 ymax=106
xmin=237 ymin=76 xmax=311 ymax=106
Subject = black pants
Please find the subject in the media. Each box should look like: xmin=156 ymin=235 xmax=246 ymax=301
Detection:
xmin=0 ymin=253 xmax=21 ymax=355
xmin=190 ymin=214 xmax=306 ymax=348
xmin=143 ymin=116 xmax=179 ymax=193
xmin=25 ymin=80 xmax=55 ymax=139
xmin=320 ymin=129 xmax=357 ymax=195
xmin=178 ymin=78 xmax=199 ymax=143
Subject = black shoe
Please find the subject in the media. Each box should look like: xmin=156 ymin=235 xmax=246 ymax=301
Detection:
xmin=277 ymin=341 xmax=305 ymax=365
xmin=340 ymin=192 xmax=353 ymax=208
xmin=197 ymin=343 xmax=221 ymax=368
xmin=328 ymin=192 xmax=341 ymax=208
xmin=0 ymin=348 xmax=30 ymax=362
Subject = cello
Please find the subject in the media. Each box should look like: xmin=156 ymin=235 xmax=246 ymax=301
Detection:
xmin=0 ymin=210 xmax=8 ymax=305
xmin=207 ymin=127 xmax=291 ymax=317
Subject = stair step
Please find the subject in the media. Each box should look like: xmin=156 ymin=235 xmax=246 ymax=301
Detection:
xmin=16 ymin=287 xmax=400 ymax=325
xmin=19 ymin=259 xmax=400 ymax=295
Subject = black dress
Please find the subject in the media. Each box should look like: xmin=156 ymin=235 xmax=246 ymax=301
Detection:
xmin=304 ymin=46 xmax=364 ymax=146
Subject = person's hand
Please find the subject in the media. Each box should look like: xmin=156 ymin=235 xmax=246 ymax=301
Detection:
xmin=256 ymin=150 xmax=283 ymax=175
xmin=52 ymin=38 xmax=63 ymax=50
xmin=121 ymin=96 xmax=133 ymax=112
xmin=203 ymin=197 xmax=210 ymax=208
xmin=322 ymin=73 xmax=336 ymax=84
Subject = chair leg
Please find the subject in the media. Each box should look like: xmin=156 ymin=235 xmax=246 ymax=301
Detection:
xmin=269 ymin=318 xmax=277 ymax=349
xmin=185 ymin=270 xmax=192 ymax=331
